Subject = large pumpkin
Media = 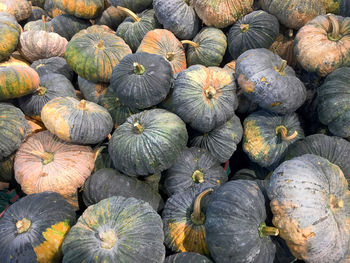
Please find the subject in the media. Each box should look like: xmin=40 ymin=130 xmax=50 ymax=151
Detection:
xmin=52 ymin=0 xmax=104 ymax=19
xmin=0 ymin=12 xmax=21 ymax=62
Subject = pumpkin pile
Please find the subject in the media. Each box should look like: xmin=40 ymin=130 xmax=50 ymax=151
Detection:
xmin=1 ymin=0 xmax=350 ymax=262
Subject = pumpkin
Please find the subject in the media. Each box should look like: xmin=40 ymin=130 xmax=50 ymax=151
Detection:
xmin=0 ymin=191 xmax=76 ymax=263
xmin=65 ymin=28 xmax=132 ymax=83
xmin=165 ymin=253 xmax=213 ymax=263
xmin=172 ymin=65 xmax=237 ymax=133
xmin=31 ymin=0 xmax=46 ymax=8
xmin=0 ymin=0 xmax=32 ymax=21
xmin=191 ymin=114 xmax=243 ymax=163
xmin=322 ymin=0 xmax=350 ymax=16
xmin=0 ymin=12 xmax=21 ymax=62
xmin=182 ymin=27 xmax=227 ymax=67
xmin=19 ymin=30 xmax=68 ymax=63
xmin=164 ymin=147 xmax=227 ymax=196
xmin=50 ymin=14 xmax=92 ymax=40
xmin=232 ymin=168 xmax=269 ymax=181
xmin=243 ymin=110 xmax=304 ymax=169
xmin=153 ymin=0 xmax=199 ymax=40
xmin=31 ymin=56 xmax=74 ymax=81
xmin=267 ymin=154 xmax=350 ymax=262
xmin=227 ymin=10 xmax=279 ymax=59
xmin=110 ymin=52 xmax=173 ymax=109
xmin=108 ymin=108 xmax=188 ymax=176
xmin=94 ymin=5 xmax=126 ymax=30
xmin=269 ymin=33 xmax=297 ymax=68
xmin=41 ymin=97 xmax=113 ymax=144
xmin=0 ymin=51 xmax=30 ymax=67
xmin=23 ymin=15 xmax=51 ymax=32
xmin=25 ymin=115 xmax=47 ymax=134
xmin=294 ymin=14 xmax=350 ymax=77
xmin=93 ymin=144 xmax=115 ymax=172
xmin=82 ymin=168 xmax=164 ymax=212
xmin=19 ymin=73 xmax=76 ymax=119
xmin=44 ymin=0 xmax=66 ymax=18
xmin=193 ymin=0 xmax=254 ymax=28
xmin=26 ymin=6 xmax=48 ymax=22
xmin=52 ymin=0 xmax=104 ymax=19
xmin=109 ymin=0 xmax=152 ymax=13
xmin=163 ymin=185 xmax=214 ymax=254
xmin=0 ymin=154 xmax=14 ymax=182
xmin=62 ymin=196 xmax=165 ymax=263
xmin=137 ymin=29 xmax=186 ymax=74
xmin=236 ymin=48 xmax=307 ymax=114
xmin=78 ymin=76 xmax=108 ymax=103
xmin=205 ymin=180 xmax=278 ymax=263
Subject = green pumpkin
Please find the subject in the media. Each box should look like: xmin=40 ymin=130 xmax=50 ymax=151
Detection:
xmin=164 ymin=147 xmax=227 ymax=196
xmin=0 ymin=153 xmax=15 ymax=182
xmin=0 ymin=191 xmax=76 ymax=263
xmin=94 ymin=5 xmax=126 ymax=30
xmin=165 ymin=253 xmax=212 ymax=263
xmin=323 ymin=0 xmax=350 ymax=16
xmin=236 ymin=48 xmax=307 ymax=114
xmin=268 ymin=154 xmax=350 ymax=262
xmin=109 ymin=0 xmax=153 ymax=13
xmin=62 ymin=196 xmax=165 ymax=262
xmin=228 ymin=10 xmax=279 ymax=59
xmin=232 ymin=168 xmax=269 ymax=181
xmin=78 ymin=76 xmax=108 ymax=103
xmin=44 ymin=0 xmax=66 ymax=18
xmin=182 ymin=27 xmax=227 ymax=67
xmin=50 ymin=14 xmax=92 ymax=40
xmin=31 ymin=56 xmax=74 ymax=81
xmin=52 ymin=0 xmax=104 ymax=19
xmin=0 ymin=12 xmax=21 ymax=62
xmin=108 ymin=108 xmax=188 ymax=176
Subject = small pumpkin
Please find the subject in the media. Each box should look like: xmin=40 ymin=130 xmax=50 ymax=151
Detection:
xmin=0 ymin=0 xmax=32 ymax=21
xmin=31 ymin=56 xmax=74 ymax=81
xmin=0 ymin=12 xmax=21 ymax=62
xmin=94 ymin=5 xmax=126 ymax=30
xmin=78 ymin=76 xmax=108 ymax=103
xmin=165 ymin=253 xmax=213 ymax=263
xmin=109 ymin=0 xmax=153 ymax=13
xmin=50 ymin=14 xmax=92 ymax=40
xmin=52 ymin=0 xmax=104 ymax=19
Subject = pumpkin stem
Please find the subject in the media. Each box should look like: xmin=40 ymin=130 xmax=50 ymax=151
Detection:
xmin=287 ymin=29 xmax=293 ymax=38
xmin=181 ymin=40 xmax=199 ymax=48
xmin=191 ymin=188 xmax=214 ymax=225
xmin=133 ymin=121 xmax=144 ymax=133
xmin=275 ymin=125 xmax=298 ymax=141
xmin=204 ymin=86 xmax=217 ymax=99
xmin=328 ymin=14 xmax=341 ymax=41
xmin=36 ymin=86 xmax=47 ymax=96
xmin=97 ymin=39 xmax=104 ymax=49
xmin=258 ymin=222 xmax=279 ymax=238
xmin=275 ymin=60 xmax=287 ymax=75
xmin=133 ymin=62 xmax=146 ymax=75
xmin=117 ymin=6 xmax=141 ymax=22
xmin=31 ymin=150 xmax=54 ymax=165
xmin=240 ymin=24 xmax=250 ymax=32
xmin=192 ymin=170 xmax=205 ymax=183
xmin=166 ymin=52 xmax=175 ymax=61
xmin=16 ymin=218 xmax=32 ymax=234
xmin=78 ymin=100 xmax=87 ymax=110
xmin=330 ymin=195 xmax=344 ymax=210
xmin=99 ymin=229 xmax=117 ymax=249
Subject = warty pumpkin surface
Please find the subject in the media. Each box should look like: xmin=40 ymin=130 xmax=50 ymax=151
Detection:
xmin=52 ymin=0 xmax=104 ymax=19
xmin=0 ymin=12 xmax=21 ymax=62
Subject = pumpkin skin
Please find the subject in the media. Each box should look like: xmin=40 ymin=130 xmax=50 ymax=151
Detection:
xmin=44 ymin=0 xmax=66 ymax=18
xmin=190 ymin=114 xmax=243 ymax=163
xmin=269 ymin=33 xmax=297 ymax=68
xmin=205 ymin=180 xmax=277 ymax=263
xmin=0 ymin=153 xmax=14 ymax=182
xmin=31 ymin=0 xmax=46 ymax=8
xmin=108 ymin=108 xmax=188 ymax=176
xmin=172 ymin=65 xmax=237 ymax=133
xmin=78 ymin=76 xmax=108 ymax=103
xmin=26 ymin=6 xmax=48 ymax=22
xmin=82 ymin=168 xmax=164 ymax=212
xmin=93 ymin=144 xmax=115 ymax=172
xmin=267 ymin=154 xmax=350 ymax=262
xmin=193 ymin=0 xmax=254 ymax=28
xmin=184 ymin=27 xmax=227 ymax=67
xmin=137 ymin=29 xmax=186 ymax=74
xmin=23 ymin=16 xmax=51 ymax=32
xmin=0 ymin=13 xmax=21 ymax=62
xmin=228 ymin=10 xmax=279 ymax=59
xmin=41 ymin=97 xmax=113 ymax=144
xmin=294 ymin=15 xmax=350 ymax=77
xmin=109 ymin=0 xmax=153 ymax=13
xmin=165 ymin=253 xmax=212 ymax=263
xmin=0 ymin=191 xmax=76 ymax=263
xmin=236 ymin=48 xmax=307 ymax=114
xmin=164 ymin=147 xmax=227 ymax=196
xmin=65 ymin=29 xmax=132 ymax=83
xmin=243 ymin=110 xmax=304 ymax=169
xmin=31 ymin=56 xmax=74 ymax=81
xmin=94 ymin=5 xmax=126 ymax=30
xmin=0 ymin=0 xmax=32 ymax=22
xmin=52 ymin=0 xmax=104 ymax=19
xmin=153 ymin=0 xmax=199 ymax=40
xmin=110 ymin=52 xmax=173 ymax=109
xmin=62 ymin=196 xmax=165 ymax=263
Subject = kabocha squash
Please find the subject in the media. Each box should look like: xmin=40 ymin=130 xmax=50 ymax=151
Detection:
xmin=82 ymin=168 xmax=164 ymax=212
xmin=52 ymin=0 xmax=104 ymax=19
xmin=110 ymin=52 xmax=173 ymax=109
xmin=268 ymin=154 xmax=350 ymax=262
xmin=0 ymin=103 xmax=30 ymax=160
xmin=294 ymin=14 xmax=350 ymax=77
xmin=260 ymin=0 xmax=326 ymax=30
xmin=31 ymin=56 xmax=74 ymax=81
xmin=227 ymin=10 xmax=279 ymax=59
xmin=0 ymin=192 xmax=76 ymax=263
xmin=165 ymin=253 xmax=212 ymax=263
xmin=0 ymin=0 xmax=32 ymax=22
xmin=0 ymin=13 xmax=21 ymax=62
xmin=137 ymin=29 xmax=186 ymax=74
xmin=78 ymin=76 xmax=108 ymax=103
xmin=41 ymin=97 xmax=113 ymax=144
xmin=317 ymin=67 xmax=350 ymax=137
xmin=153 ymin=0 xmax=199 ymax=40
xmin=109 ymin=0 xmax=153 ymax=13
xmin=163 ymin=185 xmax=214 ymax=255
xmin=65 ymin=28 xmax=132 ymax=83
xmin=26 ymin=6 xmax=48 ymax=22
xmin=236 ymin=48 xmax=307 ymax=114
xmin=193 ymin=0 xmax=254 ymax=28
xmin=205 ymin=180 xmax=278 ymax=263
xmin=44 ymin=0 xmax=66 ymax=18
xmin=182 ymin=27 xmax=227 ymax=67
xmin=164 ymin=147 xmax=227 ymax=196
xmin=243 ymin=110 xmax=304 ymax=169
xmin=191 ymin=114 xmax=243 ymax=163
xmin=0 ymin=51 xmax=30 ymax=67
xmin=94 ymin=5 xmax=126 ymax=30
xmin=172 ymin=65 xmax=237 ymax=133
xmin=116 ymin=7 xmax=161 ymax=52
xmin=322 ymin=0 xmax=350 ymax=16
xmin=0 ymin=154 xmax=14 ymax=182
xmin=62 ymin=196 xmax=165 ymax=263
xmin=23 ymin=15 xmax=51 ymax=32
xmin=270 ymin=33 xmax=297 ymax=68
xmin=93 ymin=145 xmax=114 ymax=172
xmin=108 ymin=108 xmax=188 ymax=176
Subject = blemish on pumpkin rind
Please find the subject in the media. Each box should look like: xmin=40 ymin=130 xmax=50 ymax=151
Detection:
xmin=271 ymin=101 xmax=281 ymax=107
xmin=238 ymin=74 xmax=255 ymax=93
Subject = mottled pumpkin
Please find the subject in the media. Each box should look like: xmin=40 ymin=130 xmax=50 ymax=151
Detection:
xmin=94 ymin=5 xmax=126 ymax=30
xmin=52 ymin=0 xmax=104 ymax=19
xmin=44 ymin=0 xmax=66 ymax=18
xmin=31 ymin=56 xmax=74 ymax=81
xmin=294 ymin=14 xmax=350 ymax=77
xmin=109 ymin=0 xmax=153 ymax=13
xmin=236 ymin=48 xmax=307 ymax=114
xmin=322 ymin=0 xmax=350 ymax=16
xmin=0 ymin=13 xmax=21 ymax=62
xmin=165 ymin=253 xmax=213 ymax=263
xmin=50 ymin=14 xmax=92 ymax=40
xmin=78 ymin=76 xmax=108 ymax=103
xmin=62 ymin=196 xmax=165 ymax=263
xmin=0 ymin=192 xmax=76 ymax=263
xmin=108 ymin=108 xmax=188 ymax=176
xmin=137 ymin=29 xmax=186 ymax=74
xmin=268 ymin=154 xmax=350 ymax=262
xmin=0 ymin=0 xmax=32 ymax=21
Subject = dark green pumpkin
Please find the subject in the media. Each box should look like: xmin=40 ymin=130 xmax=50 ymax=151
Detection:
xmin=109 ymin=0 xmax=153 ymax=13
xmin=172 ymin=65 xmax=237 ymax=133
xmin=25 ymin=6 xmax=48 ymax=22
xmin=165 ymin=253 xmax=212 ymax=263
xmin=78 ymin=76 xmax=108 ymax=103
xmin=205 ymin=180 xmax=277 ymax=263
xmin=228 ymin=10 xmax=279 ymax=59
xmin=0 ymin=12 xmax=21 ymax=62
xmin=62 ymin=196 xmax=165 ymax=263
xmin=31 ymin=56 xmax=74 ymax=81
xmin=236 ymin=48 xmax=306 ymax=114
xmin=164 ymin=147 xmax=227 ymax=196
xmin=94 ymin=5 xmax=126 ymax=30
xmin=50 ymin=14 xmax=92 ymax=40
xmin=110 ymin=52 xmax=173 ymax=109
xmin=0 ymin=153 xmax=15 ymax=182
xmin=52 ymin=0 xmax=104 ymax=19
xmin=108 ymin=108 xmax=188 ymax=176
xmin=0 ymin=191 xmax=76 ymax=263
